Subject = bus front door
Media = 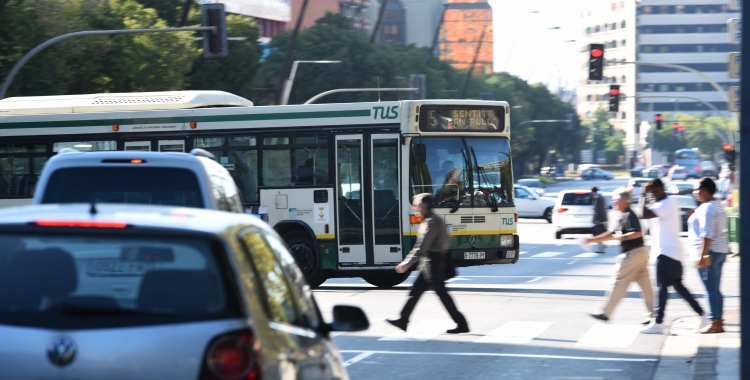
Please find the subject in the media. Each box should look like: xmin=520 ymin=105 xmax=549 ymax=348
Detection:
xmin=371 ymin=134 xmax=402 ymax=264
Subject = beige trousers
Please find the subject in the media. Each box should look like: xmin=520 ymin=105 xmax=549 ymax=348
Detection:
xmin=602 ymin=245 xmax=654 ymax=318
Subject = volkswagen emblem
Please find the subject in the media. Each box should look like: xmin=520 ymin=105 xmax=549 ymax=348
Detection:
xmin=47 ymin=336 xmax=77 ymax=367
xmin=469 ymin=235 xmax=477 ymax=247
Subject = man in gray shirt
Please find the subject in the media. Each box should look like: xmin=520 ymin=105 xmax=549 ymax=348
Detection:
xmin=387 ymin=193 xmax=469 ymax=334
xmin=592 ymin=187 xmax=608 ymax=253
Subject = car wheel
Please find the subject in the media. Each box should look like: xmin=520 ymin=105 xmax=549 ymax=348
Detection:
xmin=283 ymin=230 xmax=327 ymax=288
xmin=555 ymin=231 xmax=562 ymax=239
xmin=363 ymin=272 xmax=411 ymax=288
xmin=544 ymin=208 xmax=553 ymax=223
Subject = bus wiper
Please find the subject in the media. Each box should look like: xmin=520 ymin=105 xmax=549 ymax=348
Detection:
xmin=450 ymin=149 xmax=471 ymax=213
xmin=470 ymin=147 xmax=498 ymax=212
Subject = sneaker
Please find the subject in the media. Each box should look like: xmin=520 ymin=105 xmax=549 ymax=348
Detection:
xmin=590 ymin=313 xmax=609 ymax=322
xmin=697 ymin=313 xmax=709 ymax=332
xmin=386 ymin=318 xmax=407 ymax=332
xmin=446 ymin=324 xmax=470 ymax=334
xmin=641 ymin=321 xmax=664 ymax=334
xmin=642 ymin=320 xmax=650 ymax=326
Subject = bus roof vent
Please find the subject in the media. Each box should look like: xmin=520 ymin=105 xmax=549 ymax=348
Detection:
xmin=0 ymin=91 xmax=253 ymax=115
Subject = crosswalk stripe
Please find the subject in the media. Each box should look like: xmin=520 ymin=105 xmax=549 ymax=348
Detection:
xmin=574 ymin=252 xmax=600 ymax=258
xmin=575 ymin=324 xmax=642 ymax=348
xmin=378 ymin=320 xmax=456 ymax=341
xmin=532 ymin=252 xmax=565 ymax=257
xmin=476 ymin=321 xmax=553 ymax=344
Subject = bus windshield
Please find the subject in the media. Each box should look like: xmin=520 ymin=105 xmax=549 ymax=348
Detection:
xmin=410 ymin=137 xmax=513 ymax=208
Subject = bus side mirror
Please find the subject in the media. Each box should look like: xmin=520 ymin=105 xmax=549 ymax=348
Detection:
xmin=412 ymin=144 xmax=426 ymax=164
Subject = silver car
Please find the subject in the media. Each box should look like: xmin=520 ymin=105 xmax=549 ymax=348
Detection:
xmin=0 ymin=204 xmax=367 ymax=379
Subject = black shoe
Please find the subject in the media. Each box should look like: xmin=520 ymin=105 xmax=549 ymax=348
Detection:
xmin=446 ymin=325 xmax=470 ymax=334
xmin=643 ymin=320 xmax=651 ymax=326
xmin=590 ymin=313 xmax=609 ymax=322
xmin=386 ymin=318 xmax=407 ymax=332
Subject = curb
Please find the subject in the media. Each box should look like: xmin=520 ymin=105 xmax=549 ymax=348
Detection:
xmin=652 ymin=315 xmax=701 ymax=380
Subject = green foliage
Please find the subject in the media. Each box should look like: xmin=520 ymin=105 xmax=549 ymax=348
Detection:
xmin=647 ymin=112 xmax=735 ymax=156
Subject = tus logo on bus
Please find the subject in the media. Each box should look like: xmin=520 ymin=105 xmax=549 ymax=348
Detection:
xmin=373 ymin=106 xmax=399 ymax=120
xmin=502 ymin=217 xmax=514 ymax=226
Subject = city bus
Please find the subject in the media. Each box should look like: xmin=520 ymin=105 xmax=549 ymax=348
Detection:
xmin=674 ymin=148 xmax=701 ymax=178
xmin=0 ymin=91 xmax=519 ymax=287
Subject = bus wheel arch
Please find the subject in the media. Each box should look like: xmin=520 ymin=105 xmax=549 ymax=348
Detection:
xmin=275 ymin=221 xmax=327 ymax=288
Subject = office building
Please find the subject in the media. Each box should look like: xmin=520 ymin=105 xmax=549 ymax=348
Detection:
xmin=204 ymin=0 xmax=291 ymax=38
xmin=290 ymin=0 xmax=370 ymax=31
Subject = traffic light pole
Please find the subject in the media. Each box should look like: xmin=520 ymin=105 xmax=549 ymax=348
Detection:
xmin=0 ymin=26 xmax=215 ymax=100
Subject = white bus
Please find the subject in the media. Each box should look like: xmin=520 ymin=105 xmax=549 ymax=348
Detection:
xmin=0 ymin=91 xmax=519 ymax=287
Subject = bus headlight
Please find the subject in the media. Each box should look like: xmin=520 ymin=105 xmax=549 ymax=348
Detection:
xmin=500 ymin=235 xmax=514 ymax=247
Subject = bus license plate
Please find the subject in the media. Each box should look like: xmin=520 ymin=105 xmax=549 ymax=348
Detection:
xmin=464 ymin=252 xmax=485 ymax=259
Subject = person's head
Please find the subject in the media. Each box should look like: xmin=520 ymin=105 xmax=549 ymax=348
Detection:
xmin=591 ymin=186 xmax=599 ymax=194
xmin=305 ymin=158 xmax=313 ymax=167
xmin=612 ymin=188 xmax=631 ymax=212
xmin=648 ymin=178 xmax=666 ymax=199
xmin=694 ymin=177 xmax=717 ymax=203
xmin=412 ymin=193 xmax=433 ymax=217
xmin=440 ymin=161 xmax=456 ymax=171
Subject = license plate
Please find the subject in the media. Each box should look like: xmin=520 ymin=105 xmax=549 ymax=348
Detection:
xmin=574 ymin=214 xmax=590 ymax=219
xmin=505 ymin=250 xmax=516 ymax=258
xmin=464 ymin=252 xmax=486 ymax=259
xmin=87 ymin=259 xmax=154 ymax=277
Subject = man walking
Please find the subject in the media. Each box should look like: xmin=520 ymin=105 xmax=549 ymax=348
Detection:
xmin=640 ymin=179 xmax=708 ymax=334
xmin=585 ymin=189 xmax=653 ymax=322
xmin=387 ymin=193 xmax=469 ymax=334
xmin=591 ymin=187 xmax=608 ymax=253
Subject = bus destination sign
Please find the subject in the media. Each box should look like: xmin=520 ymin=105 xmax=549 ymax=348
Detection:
xmin=419 ymin=106 xmax=504 ymax=132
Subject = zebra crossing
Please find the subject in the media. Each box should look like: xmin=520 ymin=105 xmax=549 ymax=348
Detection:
xmin=519 ymin=250 xmax=626 ymax=260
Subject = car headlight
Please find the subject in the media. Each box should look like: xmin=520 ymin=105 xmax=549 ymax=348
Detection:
xmin=500 ymin=235 xmax=514 ymax=247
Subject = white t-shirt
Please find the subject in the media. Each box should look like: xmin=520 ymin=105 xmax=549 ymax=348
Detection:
xmin=649 ymin=196 xmax=683 ymax=260
xmin=688 ymin=201 xmax=729 ymax=259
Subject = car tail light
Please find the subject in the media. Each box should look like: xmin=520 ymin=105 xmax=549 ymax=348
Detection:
xmin=31 ymin=220 xmax=129 ymax=228
xmin=556 ymin=208 xmax=568 ymax=213
xmin=515 ymin=213 xmax=518 ymax=223
xmin=200 ymin=329 xmax=261 ymax=380
xmin=694 ymin=166 xmax=700 ymax=172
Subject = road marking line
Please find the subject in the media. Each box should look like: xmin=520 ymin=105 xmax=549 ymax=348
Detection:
xmin=338 ymin=350 xmax=657 ymax=362
xmin=526 ymin=277 xmax=542 ymax=283
xmin=567 ymin=260 xmax=579 ymax=265
xmin=378 ymin=320 xmax=455 ymax=341
xmin=520 ymin=251 xmax=528 ymax=255
xmin=532 ymin=252 xmax=565 ymax=257
xmin=344 ymin=351 xmax=374 ymax=367
xmin=574 ymin=252 xmax=599 ymax=258
xmin=575 ymin=324 xmax=643 ymax=348
xmin=476 ymin=321 xmax=552 ymax=344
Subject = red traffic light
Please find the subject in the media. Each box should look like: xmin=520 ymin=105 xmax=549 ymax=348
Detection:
xmin=672 ymin=123 xmax=679 ymax=129
xmin=609 ymin=88 xmax=620 ymax=95
xmin=591 ymin=49 xmax=603 ymax=58
xmin=723 ymin=144 xmax=733 ymax=151
xmin=678 ymin=126 xmax=685 ymax=132
xmin=655 ymin=114 xmax=662 ymax=121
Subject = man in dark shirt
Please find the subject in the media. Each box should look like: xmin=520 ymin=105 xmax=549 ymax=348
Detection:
xmin=387 ymin=193 xmax=469 ymax=334
xmin=585 ymin=189 xmax=654 ymax=322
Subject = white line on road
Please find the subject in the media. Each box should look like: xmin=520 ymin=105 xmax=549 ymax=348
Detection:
xmin=574 ymin=252 xmax=600 ymax=258
xmin=575 ymin=324 xmax=643 ymax=348
xmin=532 ymin=252 xmax=565 ymax=257
xmin=526 ymin=277 xmax=542 ymax=283
xmin=344 ymin=352 xmax=375 ymax=367
xmin=567 ymin=260 xmax=579 ymax=265
xmin=338 ymin=350 xmax=657 ymax=363
xmin=476 ymin=321 xmax=553 ymax=344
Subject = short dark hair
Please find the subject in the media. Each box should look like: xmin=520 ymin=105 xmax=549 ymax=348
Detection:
xmin=413 ymin=193 xmax=433 ymax=211
xmin=591 ymin=187 xmax=599 ymax=193
xmin=650 ymin=178 xmax=665 ymax=189
xmin=699 ymin=177 xmax=717 ymax=195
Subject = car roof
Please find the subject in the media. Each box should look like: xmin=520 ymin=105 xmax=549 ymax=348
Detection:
xmin=0 ymin=204 xmax=268 ymax=236
xmin=46 ymin=150 xmax=206 ymax=164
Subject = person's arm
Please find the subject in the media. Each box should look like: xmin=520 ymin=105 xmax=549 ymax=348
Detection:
xmin=695 ymin=205 xmax=715 ymax=268
xmin=639 ymin=185 xmax=658 ymax=219
xmin=397 ymin=218 xmax=438 ymax=272
xmin=586 ymin=230 xmax=615 ymax=244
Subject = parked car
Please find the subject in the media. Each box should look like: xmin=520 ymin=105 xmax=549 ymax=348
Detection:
xmin=672 ymin=195 xmax=698 ymax=232
xmin=552 ymin=190 xmax=595 ymax=239
xmin=33 ymin=149 xmax=245 ymax=213
xmin=657 ymin=164 xmax=671 ymax=177
xmin=630 ymin=166 xmax=646 ymax=177
xmin=641 ymin=166 xmax=663 ymax=178
xmin=0 ymin=204 xmax=369 ymax=379
xmin=516 ymin=178 xmax=546 ymax=196
xmin=514 ymin=185 xmax=555 ymax=223
xmin=668 ymin=183 xmax=694 ymax=196
xmin=699 ymin=161 xmax=718 ymax=179
xmin=581 ymin=167 xmax=613 ymax=180
xmin=540 ymin=166 xmax=557 ymax=177
xmin=668 ymin=166 xmax=688 ymax=180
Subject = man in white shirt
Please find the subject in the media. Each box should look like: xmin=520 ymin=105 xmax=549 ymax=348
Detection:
xmin=639 ymin=178 xmax=707 ymax=334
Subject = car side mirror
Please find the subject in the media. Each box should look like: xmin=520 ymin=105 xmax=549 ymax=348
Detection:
xmin=330 ymin=305 xmax=369 ymax=332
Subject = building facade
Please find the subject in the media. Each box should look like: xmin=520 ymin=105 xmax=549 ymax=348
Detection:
xmin=438 ymin=0 xmax=493 ymax=73
xmin=369 ymin=0 xmax=446 ymax=47
xmin=205 ymin=0 xmax=292 ymax=38
xmin=290 ymin=0 xmax=370 ymax=31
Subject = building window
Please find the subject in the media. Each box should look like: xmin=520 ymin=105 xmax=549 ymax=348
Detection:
xmin=696 ymin=83 xmax=703 ymax=91
xmin=621 ymin=75 xmax=626 ymax=83
xmin=587 ymin=94 xmax=592 ymax=101
xmin=659 ymin=46 xmax=669 ymax=53
xmin=621 ymin=39 xmax=626 ymax=47
xmin=621 ymin=20 xmax=626 ymax=28
xmin=696 ymin=45 xmax=704 ymax=52
xmin=643 ymin=46 xmax=653 ymax=53
xmin=675 ymin=86 xmax=686 ymax=92
xmin=621 ymin=112 xmax=626 ymax=119
xmin=659 ymin=6 xmax=669 ymax=14
xmin=611 ymin=23 xmax=617 ymax=30
xmin=642 ymin=6 xmax=652 ymax=14
xmin=595 ymin=25 xmax=600 ymax=33
xmin=659 ymin=84 xmax=669 ymax=92
xmin=675 ymin=5 xmax=685 ymax=13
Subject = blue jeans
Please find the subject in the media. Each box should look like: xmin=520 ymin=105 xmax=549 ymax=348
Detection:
xmin=697 ymin=251 xmax=727 ymax=319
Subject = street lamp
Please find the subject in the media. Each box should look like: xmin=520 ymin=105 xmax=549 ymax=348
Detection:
xmin=281 ymin=60 xmax=341 ymax=105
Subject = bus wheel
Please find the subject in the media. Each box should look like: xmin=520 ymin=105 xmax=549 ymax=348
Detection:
xmin=363 ymin=272 xmax=411 ymax=288
xmin=283 ymin=230 xmax=327 ymax=288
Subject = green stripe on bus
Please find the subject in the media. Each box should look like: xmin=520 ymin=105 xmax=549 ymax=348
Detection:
xmin=0 ymin=109 xmax=372 ymax=130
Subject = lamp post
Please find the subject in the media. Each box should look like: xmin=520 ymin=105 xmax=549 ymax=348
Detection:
xmin=281 ymin=60 xmax=341 ymax=105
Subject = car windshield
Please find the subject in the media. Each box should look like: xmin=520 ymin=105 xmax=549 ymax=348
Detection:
xmin=0 ymin=233 xmax=240 ymax=329
xmin=676 ymin=150 xmax=699 ymax=160
xmin=410 ymin=137 xmax=513 ymax=208
xmin=674 ymin=197 xmax=696 ymax=208
xmin=560 ymin=193 xmax=592 ymax=206
xmin=41 ymin=167 xmax=204 ymax=208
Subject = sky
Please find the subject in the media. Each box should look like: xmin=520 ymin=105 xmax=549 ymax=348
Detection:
xmin=488 ymin=0 xmax=600 ymax=94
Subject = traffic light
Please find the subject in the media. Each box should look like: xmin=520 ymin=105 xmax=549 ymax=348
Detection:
xmin=672 ymin=123 xmax=679 ymax=135
xmin=202 ymin=4 xmax=228 ymax=58
xmin=608 ymin=124 xmax=614 ymax=136
xmin=678 ymin=125 xmax=685 ymax=137
xmin=608 ymin=85 xmax=620 ymax=112
xmin=588 ymin=44 xmax=604 ymax=81
xmin=654 ymin=114 xmax=662 ymax=130
xmin=723 ymin=144 xmax=736 ymax=171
